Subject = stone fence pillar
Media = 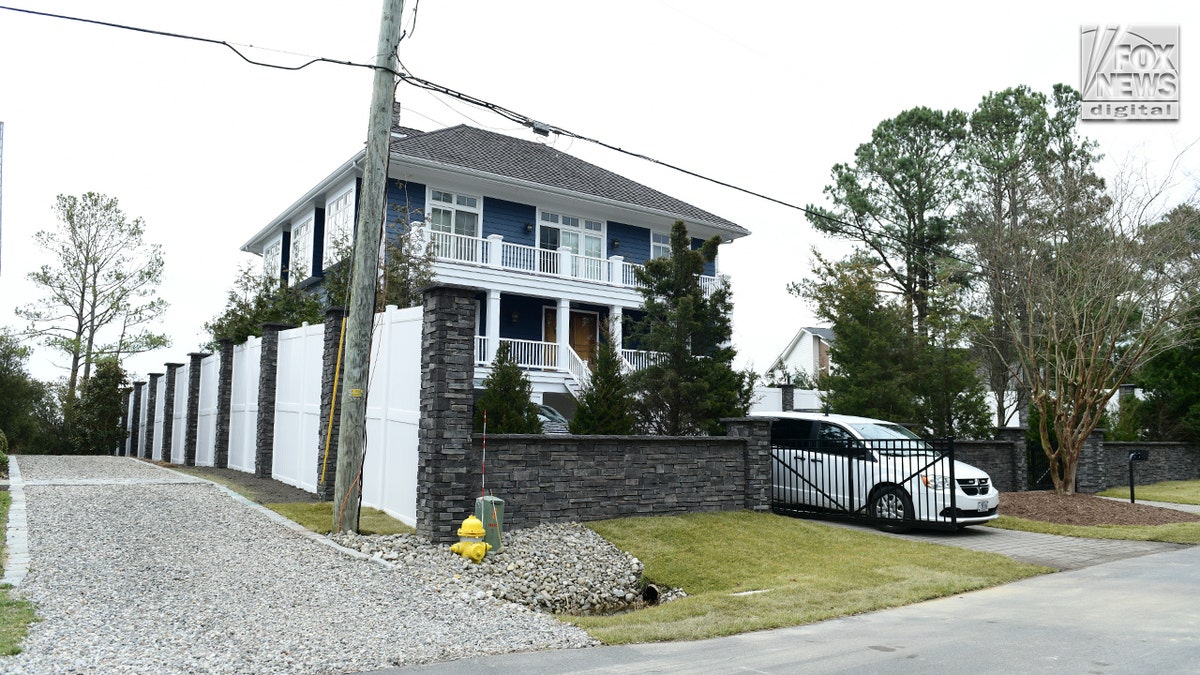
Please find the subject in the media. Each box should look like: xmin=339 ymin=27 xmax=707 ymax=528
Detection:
xmin=161 ymin=363 xmax=184 ymax=463
xmin=214 ymin=338 xmax=235 ymax=469
xmin=416 ymin=286 xmax=478 ymax=543
xmin=995 ymin=427 xmax=1029 ymax=492
xmin=184 ymin=352 xmax=210 ymax=467
xmin=256 ymin=323 xmax=294 ymax=479
xmin=1074 ymin=428 xmax=1109 ymax=493
xmin=145 ymin=373 xmax=163 ymax=459
xmin=724 ymin=417 xmax=773 ymax=512
xmin=317 ymin=307 xmax=348 ymax=500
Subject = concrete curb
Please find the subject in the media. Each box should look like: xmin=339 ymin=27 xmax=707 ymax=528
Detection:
xmin=2 ymin=457 xmax=29 ymax=588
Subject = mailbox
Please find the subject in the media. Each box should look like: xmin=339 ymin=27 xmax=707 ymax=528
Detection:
xmin=1128 ymin=450 xmax=1150 ymax=503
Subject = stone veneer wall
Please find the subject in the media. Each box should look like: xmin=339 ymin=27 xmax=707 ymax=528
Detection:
xmin=316 ymin=307 xmax=348 ymax=500
xmin=1095 ymin=441 xmax=1200 ymax=491
xmin=255 ymin=323 xmax=293 ymax=479
xmin=956 ymin=427 xmax=1028 ymax=494
xmin=213 ymin=338 xmax=234 ymax=469
xmin=415 ymin=287 xmax=478 ymax=543
xmin=184 ymin=352 xmax=209 ymax=466
xmin=462 ymin=426 xmax=772 ymax=532
xmin=413 ymin=285 xmax=773 ymax=543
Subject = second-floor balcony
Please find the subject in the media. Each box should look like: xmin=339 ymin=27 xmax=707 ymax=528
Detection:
xmin=426 ymin=228 xmax=726 ymax=294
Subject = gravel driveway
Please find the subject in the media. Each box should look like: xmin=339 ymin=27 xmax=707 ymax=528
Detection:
xmin=1 ymin=456 xmax=593 ymax=674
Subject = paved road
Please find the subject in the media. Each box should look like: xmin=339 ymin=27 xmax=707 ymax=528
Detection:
xmin=386 ymin=511 xmax=1199 ymax=674
xmin=819 ymin=516 xmax=1186 ymax=571
xmin=394 ymin=542 xmax=1200 ymax=674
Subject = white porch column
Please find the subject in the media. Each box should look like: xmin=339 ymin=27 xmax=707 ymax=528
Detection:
xmin=609 ymin=306 xmax=623 ymax=350
xmin=486 ymin=234 xmax=503 ymax=269
xmin=558 ymin=248 xmax=572 ymax=280
xmin=556 ymin=298 xmax=570 ymax=371
xmin=486 ymin=289 xmax=501 ymax=364
xmin=608 ymin=255 xmax=624 ymax=285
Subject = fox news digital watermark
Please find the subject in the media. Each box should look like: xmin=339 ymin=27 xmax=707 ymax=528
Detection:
xmin=1081 ymin=25 xmax=1179 ymax=121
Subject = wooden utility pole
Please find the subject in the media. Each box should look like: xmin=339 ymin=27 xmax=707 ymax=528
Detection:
xmin=332 ymin=0 xmax=405 ymax=533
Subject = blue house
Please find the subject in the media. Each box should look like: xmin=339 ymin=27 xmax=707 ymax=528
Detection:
xmin=240 ymin=111 xmax=749 ymax=412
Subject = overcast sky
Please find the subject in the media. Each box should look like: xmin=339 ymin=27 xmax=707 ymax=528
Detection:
xmin=1 ymin=0 xmax=1197 ymax=383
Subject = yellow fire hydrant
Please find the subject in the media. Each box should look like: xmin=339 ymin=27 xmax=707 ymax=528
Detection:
xmin=450 ymin=514 xmax=492 ymax=563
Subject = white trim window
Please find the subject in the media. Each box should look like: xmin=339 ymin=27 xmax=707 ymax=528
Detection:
xmin=290 ymin=216 xmax=313 ymax=282
xmin=428 ymin=189 xmax=480 ymax=237
xmin=427 ymin=188 xmax=481 ymax=261
xmin=323 ymin=187 xmax=355 ymax=268
xmin=539 ymin=210 xmax=604 ymax=279
xmin=651 ymin=230 xmax=672 ymax=259
xmin=263 ymin=239 xmax=282 ymax=281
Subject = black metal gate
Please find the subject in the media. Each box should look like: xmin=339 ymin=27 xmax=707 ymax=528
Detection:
xmin=770 ymin=438 xmax=994 ymax=531
xmin=1027 ymin=441 xmax=1056 ymax=490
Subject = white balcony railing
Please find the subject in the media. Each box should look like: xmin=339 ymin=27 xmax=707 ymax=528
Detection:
xmin=621 ymin=349 xmax=664 ymax=372
xmin=423 ymin=227 xmax=725 ymax=292
xmin=475 ymin=337 xmax=658 ymax=381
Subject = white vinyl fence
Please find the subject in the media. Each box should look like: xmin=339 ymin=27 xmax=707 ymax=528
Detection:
xmin=229 ymin=336 xmax=261 ymax=473
xmin=195 ymin=353 xmax=219 ymax=466
xmin=151 ymin=376 xmax=166 ymax=460
xmin=273 ymin=323 xmax=323 ymax=492
xmin=125 ymin=309 xmax=422 ymax=525
xmin=170 ymin=363 xmax=188 ymax=464
xmin=360 ymin=305 xmax=422 ymax=526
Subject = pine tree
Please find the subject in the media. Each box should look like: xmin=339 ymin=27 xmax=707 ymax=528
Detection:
xmin=570 ymin=322 xmax=636 ymax=435
xmin=73 ymin=357 xmax=129 ymax=454
xmin=627 ymin=221 xmax=753 ymax=435
xmin=474 ymin=342 xmax=542 ymax=433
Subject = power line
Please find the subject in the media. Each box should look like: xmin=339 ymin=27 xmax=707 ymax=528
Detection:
xmin=0 ymin=3 xmax=819 ymax=217
xmin=0 ymin=2 xmax=992 ymax=271
xmin=0 ymin=4 xmax=381 ymax=73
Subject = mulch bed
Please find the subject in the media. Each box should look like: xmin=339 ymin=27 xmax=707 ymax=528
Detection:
xmin=1001 ymin=491 xmax=1200 ymax=527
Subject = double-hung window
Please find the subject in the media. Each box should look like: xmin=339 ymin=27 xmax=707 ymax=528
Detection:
xmin=323 ymin=188 xmax=355 ymax=268
xmin=651 ymin=231 xmax=672 ymax=259
xmin=290 ymin=216 xmax=312 ymax=282
xmin=428 ymin=189 xmax=481 ymax=261
xmin=263 ymin=239 xmax=282 ymax=281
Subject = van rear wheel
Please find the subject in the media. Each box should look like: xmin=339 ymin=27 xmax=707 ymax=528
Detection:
xmin=870 ymin=486 xmax=913 ymax=533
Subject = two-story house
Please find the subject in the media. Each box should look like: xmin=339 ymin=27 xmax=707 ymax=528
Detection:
xmin=240 ymin=113 xmax=748 ymax=414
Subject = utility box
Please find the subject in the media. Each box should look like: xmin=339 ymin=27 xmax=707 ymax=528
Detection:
xmin=475 ymin=495 xmax=505 ymax=553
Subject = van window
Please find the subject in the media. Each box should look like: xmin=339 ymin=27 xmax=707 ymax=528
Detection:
xmin=818 ymin=423 xmax=855 ymax=443
xmin=770 ymin=419 xmax=813 ymax=446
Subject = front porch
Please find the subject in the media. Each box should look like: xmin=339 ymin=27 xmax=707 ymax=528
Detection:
xmin=473 ymin=335 xmax=659 ymax=397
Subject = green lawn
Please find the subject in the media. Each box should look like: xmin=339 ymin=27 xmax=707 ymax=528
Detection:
xmin=265 ymin=502 xmax=413 ymax=535
xmin=573 ymin=511 xmax=1049 ymax=644
xmin=988 ymin=479 xmax=1200 ymax=544
xmin=988 ymin=516 xmax=1200 ymax=544
xmin=1098 ymin=480 xmax=1200 ymax=505
xmin=0 ymin=492 xmax=38 ymax=655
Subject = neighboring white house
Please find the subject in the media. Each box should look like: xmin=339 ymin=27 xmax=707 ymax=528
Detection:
xmin=767 ymin=326 xmax=833 ymax=384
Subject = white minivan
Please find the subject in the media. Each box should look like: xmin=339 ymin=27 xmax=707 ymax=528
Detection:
xmin=751 ymin=411 xmax=1000 ymax=531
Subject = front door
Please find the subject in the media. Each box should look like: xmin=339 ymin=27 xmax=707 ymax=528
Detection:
xmin=544 ymin=309 xmax=599 ymax=365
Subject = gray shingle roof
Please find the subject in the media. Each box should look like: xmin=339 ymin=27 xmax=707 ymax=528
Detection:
xmin=389 ymin=125 xmax=746 ymax=235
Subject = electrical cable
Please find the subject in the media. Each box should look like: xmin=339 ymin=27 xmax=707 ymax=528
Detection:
xmin=7 ymin=4 xmax=1133 ymax=292
xmin=0 ymin=2 xmax=973 ymax=270
xmin=0 ymin=4 xmax=382 ymax=74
